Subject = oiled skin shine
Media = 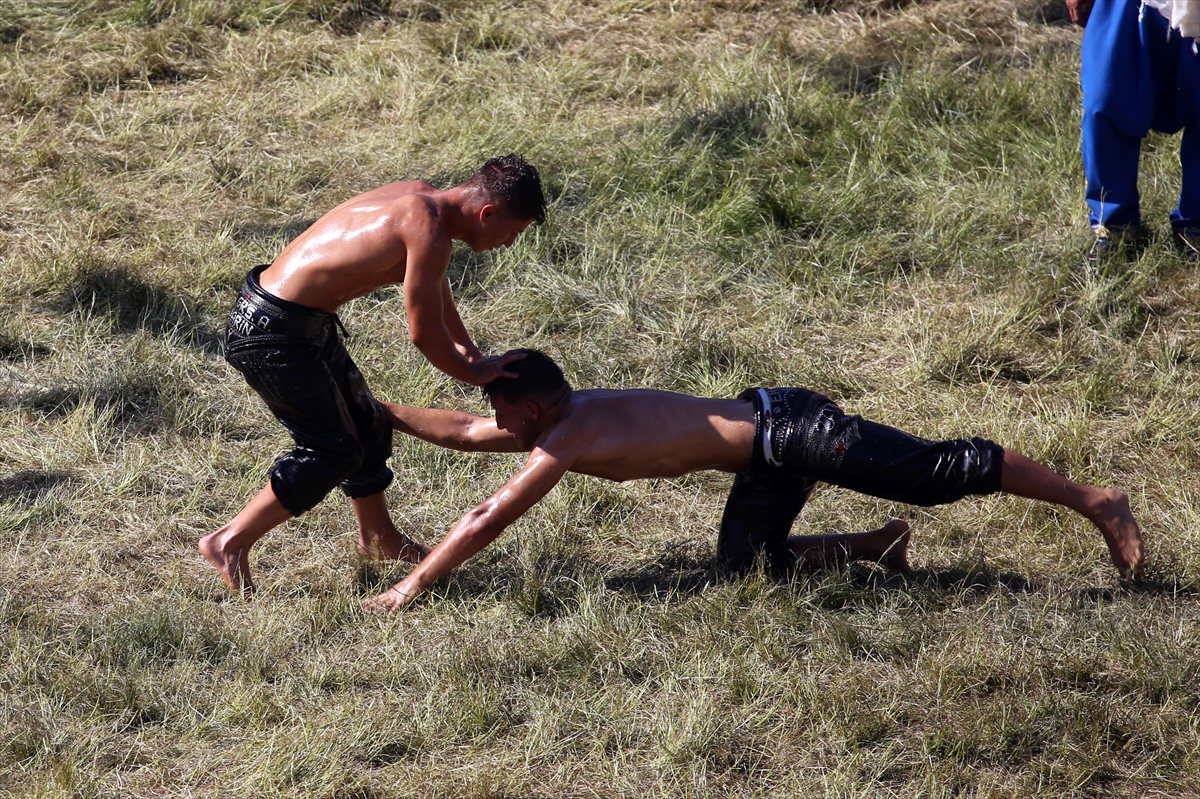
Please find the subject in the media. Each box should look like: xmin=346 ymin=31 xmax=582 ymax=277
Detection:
xmin=539 ymin=390 xmax=754 ymax=480
xmin=259 ymin=180 xmax=442 ymax=312
xmin=199 ymin=172 xmax=534 ymax=599
xmin=247 ymin=176 xmax=530 ymax=387
xmin=367 ymin=378 xmax=1144 ymax=614
xmin=367 ymin=387 xmax=758 ymax=615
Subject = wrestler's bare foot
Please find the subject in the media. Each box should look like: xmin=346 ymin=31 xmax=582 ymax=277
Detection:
xmin=351 ymin=493 xmax=428 ymax=564
xmin=198 ymin=532 xmax=256 ymax=597
xmin=788 ymin=519 xmax=912 ymax=572
xmin=873 ymin=519 xmax=913 ymax=574
xmin=1083 ymin=488 xmax=1144 ymax=578
xmin=356 ymin=529 xmax=429 ymax=563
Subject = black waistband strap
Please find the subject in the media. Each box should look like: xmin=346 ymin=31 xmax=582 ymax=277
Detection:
xmin=234 ymin=265 xmax=335 ymax=339
xmin=738 ymin=387 xmax=767 ymax=470
xmin=332 ymin=313 xmax=351 ymax=339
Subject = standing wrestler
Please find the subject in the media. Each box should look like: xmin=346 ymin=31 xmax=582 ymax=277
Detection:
xmin=199 ymin=154 xmax=546 ymax=597
xmin=362 ymin=350 xmax=1144 ymax=613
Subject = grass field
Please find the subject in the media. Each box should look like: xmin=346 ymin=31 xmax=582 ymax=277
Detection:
xmin=3 ymin=0 xmax=1200 ymax=796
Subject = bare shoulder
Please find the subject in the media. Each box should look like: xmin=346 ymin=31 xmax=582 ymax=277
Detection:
xmin=353 ymin=179 xmax=438 ymax=201
xmin=531 ymin=397 xmax=610 ymax=461
xmin=387 ymin=193 xmax=451 ymax=256
xmin=387 ymin=191 xmax=440 ymax=222
xmin=386 ymin=178 xmax=437 ymax=193
xmin=533 ymin=412 xmax=596 ymax=457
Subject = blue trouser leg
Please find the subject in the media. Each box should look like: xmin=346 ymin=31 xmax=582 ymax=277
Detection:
xmin=1083 ymin=110 xmax=1143 ymax=229
xmin=1169 ymin=7 xmax=1200 ymax=229
xmin=1173 ymin=123 xmax=1200 ymax=228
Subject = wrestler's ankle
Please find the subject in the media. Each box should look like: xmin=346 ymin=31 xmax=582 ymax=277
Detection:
xmin=198 ymin=531 xmax=226 ymax=558
xmin=1081 ymin=486 xmax=1126 ymax=521
xmin=359 ymin=524 xmax=396 ymax=541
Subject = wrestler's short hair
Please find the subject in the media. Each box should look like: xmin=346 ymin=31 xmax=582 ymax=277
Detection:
xmin=466 ymin=153 xmax=547 ymax=224
xmin=483 ymin=349 xmax=568 ymax=404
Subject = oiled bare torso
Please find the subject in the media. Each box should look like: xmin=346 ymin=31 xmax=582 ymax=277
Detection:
xmin=258 ymin=180 xmax=439 ymax=312
xmin=547 ymin=389 xmax=756 ymax=480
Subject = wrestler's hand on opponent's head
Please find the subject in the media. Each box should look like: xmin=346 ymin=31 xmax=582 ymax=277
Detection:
xmin=472 ymin=351 xmax=526 ymax=384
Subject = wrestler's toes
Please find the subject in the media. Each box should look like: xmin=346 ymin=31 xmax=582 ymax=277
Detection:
xmin=1124 ymin=545 xmax=1146 ymax=581
xmin=363 ymin=595 xmax=392 ymax=615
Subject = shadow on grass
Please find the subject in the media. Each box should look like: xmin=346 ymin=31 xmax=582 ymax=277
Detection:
xmin=355 ymin=551 xmax=1037 ymax=607
xmin=0 ymin=471 xmax=71 ymax=503
xmin=54 ymin=266 xmax=220 ymax=353
xmin=1077 ymin=577 xmax=1200 ymax=602
xmin=905 ymin=567 xmax=1033 ymax=594
xmin=931 ymin=344 xmax=1048 ymax=385
xmin=355 ymin=557 xmax=518 ymax=605
xmin=360 ymin=550 xmax=711 ymax=616
xmin=903 ymin=568 xmax=1200 ymax=603
xmin=604 ymin=545 xmax=716 ymax=598
xmin=14 ymin=374 xmax=168 ymax=428
xmin=0 ymin=334 xmax=51 ymax=361
xmin=819 ymin=54 xmax=895 ymax=95
xmin=669 ymin=100 xmax=769 ymax=158
xmin=359 ymin=739 xmax=425 ymax=767
xmin=356 ymin=549 xmax=1187 ymax=612
xmin=1033 ymin=1 xmax=1072 ymax=24
xmin=602 ymin=550 xmax=1034 ymax=603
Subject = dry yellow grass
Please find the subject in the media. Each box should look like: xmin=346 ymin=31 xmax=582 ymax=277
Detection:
xmin=2 ymin=1 xmax=1200 ymax=797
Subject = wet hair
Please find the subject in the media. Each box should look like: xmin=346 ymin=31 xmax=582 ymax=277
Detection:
xmin=465 ymin=153 xmax=547 ymax=224
xmin=482 ymin=349 xmax=568 ymax=404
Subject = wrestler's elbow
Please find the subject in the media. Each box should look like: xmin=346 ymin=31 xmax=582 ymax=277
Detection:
xmin=408 ymin=327 xmax=433 ymax=352
xmin=408 ymin=309 xmax=447 ymax=347
xmin=461 ymin=420 xmax=505 ymax=450
xmin=455 ymin=507 xmax=508 ymax=553
xmin=378 ymin=403 xmax=426 ymax=442
xmin=453 ymin=434 xmax=484 ymax=452
xmin=416 ymin=416 xmax=479 ymax=451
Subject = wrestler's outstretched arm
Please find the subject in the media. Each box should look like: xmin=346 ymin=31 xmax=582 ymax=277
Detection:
xmin=380 ymin=401 xmax=525 ymax=452
xmin=363 ymin=445 xmax=575 ymax=614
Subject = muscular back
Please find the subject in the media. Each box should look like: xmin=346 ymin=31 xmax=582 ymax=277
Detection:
xmin=258 ymin=180 xmax=446 ymax=312
xmin=542 ymin=389 xmax=756 ymax=481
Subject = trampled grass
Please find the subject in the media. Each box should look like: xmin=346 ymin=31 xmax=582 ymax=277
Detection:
xmin=2 ymin=0 xmax=1200 ymax=796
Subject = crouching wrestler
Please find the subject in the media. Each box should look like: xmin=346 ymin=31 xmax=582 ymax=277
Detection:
xmin=364 ymin=350 xmax=1144 ymax=613
xmin=199 ymin=155 xmax=546 ymax=597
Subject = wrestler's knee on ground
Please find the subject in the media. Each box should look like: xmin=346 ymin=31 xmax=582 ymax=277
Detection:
xmin=716 ymin=470 xmax=812 ymax=578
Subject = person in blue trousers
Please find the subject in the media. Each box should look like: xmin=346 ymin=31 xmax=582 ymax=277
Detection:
xmin=1069 ymin=0 xmax=1200 ymax=256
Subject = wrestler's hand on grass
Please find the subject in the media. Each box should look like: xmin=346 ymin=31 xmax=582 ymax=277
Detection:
xmin=472 ymin=351 xmax=526 ymax=384
xmin=363 ymin=584 xmax=418 ymax=615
